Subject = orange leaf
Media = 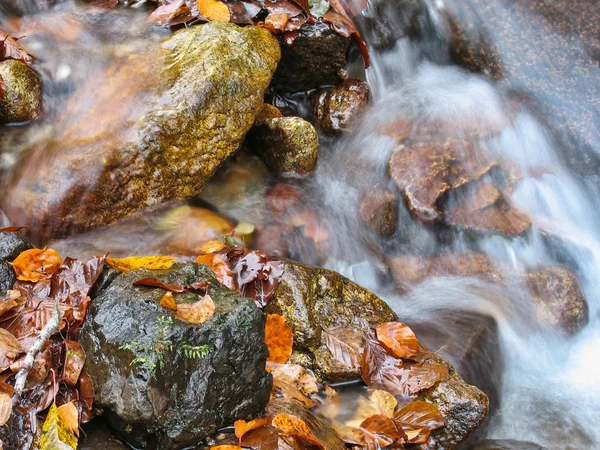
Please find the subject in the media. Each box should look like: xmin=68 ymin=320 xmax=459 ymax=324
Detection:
xmin=197 ymin=0 xmax=230 ymax=21
xmin=376 ymin=322 xmax=420 ymax=359
xmin=210 ymin=446 xmax=242 ymax=450
xmin=174 ymin=294 xmax=216 ymax=324
xmin=11 ymin=248 xmax=62 ymax=282
xmin=322 ymin=326 xmax=365 ymax=369
xmin=272 ymin=413 xmax=324 ymax=448
xmin=265 ymin=314 xmax=293 ymax=363
xmin=199 ymin=239 xmax=225 ymax=254
xmin=393 ymin=401 xmax=445 ymax=439
xmin=57 ymin=402 xmax=79 ymax=437
xmin=234 ymin=417 xmax=269 ymax=442
xmin=359 ymin=414 xmax=406 ymax=447
xmin=160 ymin=292 xmax=178 ymax=311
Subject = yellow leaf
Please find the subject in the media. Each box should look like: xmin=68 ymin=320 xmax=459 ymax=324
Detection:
xmin=197 ymin=0 xmax=230 ymax=22
xmin=106 ymin=256 xmax=177 ymax=273
xmin=272 ymin=413 xmax=324 ymax=449
xmin=57 ymin=402 xmax=79 ymax=437
xmin=159 ymin=292 xmax=178 ymax=311
xmin=198 ymin=239 xmax=225 ymax=254
xmin=233 ymin=222 xmax=255 ymax=238
xmin=12 ymin=248 xmax=62 ymax=282
xmin=40 ymin=403 xmax=77 ymax=450
xmin=175 ymin=294 xmax=216 ymax=324
xmin=234 ymin=417 xmax=269 ymax=442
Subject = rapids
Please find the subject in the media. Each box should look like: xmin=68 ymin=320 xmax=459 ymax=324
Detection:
xmin=1 ymin=0 xmax=599 ymax=449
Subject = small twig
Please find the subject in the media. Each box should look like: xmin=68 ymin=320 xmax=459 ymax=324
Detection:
xmin=12 ymin=299 xmax=61 ymax=404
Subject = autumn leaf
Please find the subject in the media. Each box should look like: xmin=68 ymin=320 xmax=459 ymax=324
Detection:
xmin=174 ymin=294 xmax=215 ymax=324
xmin=210 ymin=447 xmax=242 ymax=450
xmin=197 ymin=0 xmax=230 ymax=22
xmin=359 ymin=414 xmax=406 ymax=447
xmin=0 ymin=328 xmax=23 ymax=371
xmin=361 ymin=339 xmax=406 ymax=396
xmin=62 ymin=341 xmax=85 ymax=387
xmin=345 ymin=389 xmax=397 ymax=429
xmin=133 ymin=277 xmax=185 ymax=293
xmin=0 ymin=383 xmax=13 ymax=427
xmin=0 ymin=30 xmax=34 ymax=64
xmin=106 ymin=256 xmax=177 ymax=272
xmin=323 ymin=326 xmax=365 ymax=369
xmin=234 ymin=417 xmax=270 ymax=442
xmin=328 ymin=0 xmax=368 ymax=19
xmin=147 ymin=0 xmax=190 ymax=26
xmin=57 ymin=402 xmax=79 ymax=437
xmin=196 ymin=253 xmax=236 ymax=290
xmin=159 ymin=292 xmax=178 ymax=311
xmin=199 ymin=239 xmax=225 ymax=254
xmin=376 ymin=322 xmax=420 ymax=359
xmin=78 ymin=372 xmax=94 ymax=423
xmin=265 ymin=12 xmax=292 ymax=33
xmin=12 ymin=248 xmax=62 ymax=282
xmin=267 ymin=361 xmax=318 ymax=397
xmin=39 ymin=403 xmax=77 ymax=450
xmin=0 ymin=226 xmax=26 ymax=232
xmin=393 ymin=401 xmax=444 ymax=444
xmin=265 ymin=314 xmax=293 ymax=363
xmin=272 ymin=413 xmax=324 ymax=448
xmin=396 ymin=362 xmax=451 ymax=395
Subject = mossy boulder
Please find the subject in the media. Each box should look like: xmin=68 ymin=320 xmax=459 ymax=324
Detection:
xmin=2 ymin=22 xmax=280 ymax=243
xmin=80 ymin=263 xmax=271 ymax=450
xmin=248 ymin=117 xmax=319 ymax=174
xmin=0 ymin=60 xmax=42 ymax=124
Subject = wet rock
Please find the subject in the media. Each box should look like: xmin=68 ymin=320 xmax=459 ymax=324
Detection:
xmin=0 ymin=231 xmax=32 ymax=296
xmin=2 ymin=22 xmax=280 ymax=243
xmin=388 ymin=140 xmax=530 ymax=235
xmin=526 ymin=266 xmax=589 ymax=334
xmin=80 ymin=424 xmax=129 ymax=450
xmin=356 ymin=0 xmax=423 ymax=49
xmin=359 ymin=186 xmax=398 ymax=236
xmin=439 ymin=0 xmax=600 ymax=175
xmin=80 ymin=263 xmax=271 ymax=450
xmin=0 ymin=60 xmax=42 ymax=124
xmin=248 ymin=117 xmax=319 ymax=174
xmin=265 ymin=260 xmax=397 ymax=380
xmin=313 ymin=79 xmax=370 ymax=135
xmin=419 ymin=355 xmax=489 ymax=449
xmin=468 ymin=440 xmax=548 ymax=450
xmin=271 ymin=21 xmax=350 ymax=92
xmin=256 ymin=103 xmax=283 ymax=121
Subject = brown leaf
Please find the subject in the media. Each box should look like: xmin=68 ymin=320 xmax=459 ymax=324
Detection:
xmin=0 ymin=383 xmax=13 ymax=426
xmin=361 ymin=339 xmax=405 ymax=396
xmin=328 ymin=0 xmax=368 ymax=18
xmin=267 ymin=361 xmax=319 ymax=397
xmin=396 ymin=362 xmax=450 ymax=395
xmin=359 ymin=414 xmax=406 ymax=447
xmin=234 ymin=417 xmax=270 ymax=442
xmin=393 ymin=401 xmax=444 ymax=431
xmin=210 ymin=446 xmax=243 ymax=450
xmin=12 ymin=248 xmax=62 ymax=282
xmin=0 ymin=328 xmax=23 ymax=371
xmin=196 ymin=253 xmax=236 ymax=290
xmin=78 ymin=372 xmax=94 ymax=423
xmin=147 ymin=0 xmax=190 ymax=25
xmin=265 ymin=12 xmax=291 ymax=33
xmin=323 ymin=326 xmax=365 ymax=369
xmin=272 ymin=413 xmax=324 ymax=448
xmin=174 ymin=294 xmax=216 ymax=324
xmin=265 ymin=314 xmax=293 ymax=363
xmin=63 ymin=341 xmax=85 ymax=387
xmin=322 ymin=10 xmax=370 ymax=68
xmin=376 ymin=322 xmax=420 ymax=359
xmin=197 ymin=0 xmax=231 ymax=21
xmin=345 ymin=390 xmax=397 ymax=429
xmin=133 ymin=277 xmax=186 ymax=293
xmin=57 ymin=402 xmax=79 ymax=437
xmin=159 ymin=292 xmax=178 ymax=311
xmin=230 ymin=249 xmax=284 ymax=307
xmin=240 ymin=425 xmax=281 ymax=449
xmin=0 ymin=30 xmax=34 ymax=64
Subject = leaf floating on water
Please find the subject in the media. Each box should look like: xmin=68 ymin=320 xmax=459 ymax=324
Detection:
xmin=174 ymin=294 xmax=216 ymax=324
xmin=0 ymin=328 xmax=23 ymax=371
xmin=0 ymin=383 xmax=13 ymax=427
xmin=323 ymin=326 xmax=365 ymax=369
xmin=57 ymin=402 xmax=79 ymax=437
xmin=265 ymin=314 xmax=293 ymax=363
xmin=196 ymin=0 xmax=230 ymax=22
xmin=0 ymin=31 xmax=35 ymax=64
xmin=106 ymin=256 xmax=177 ymax=273
xmin=272 ymin=413 xmax=324 ymax=449
xmin=12 ymin=248 xmax=63 ymax=282
xmin=376 ymin=322 xmax=420 ymax=359
xmin=39 ymin=403 xmax=78 ymax=450
xmin=159 ymin=292 xmax=178 ymax=311
xmin=62 ymin=341 xmax=86 ymax=388
xmin=234 ymin=417 xmax=270 ymax=442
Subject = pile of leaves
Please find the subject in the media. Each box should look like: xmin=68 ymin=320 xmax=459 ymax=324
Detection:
xmin=93 ymin=0 xmax=370 ymax=66
xmin=223 ymin=314 xmax=449 ymax=449
xmin=0 ymin=236 xmax=105 ymax=449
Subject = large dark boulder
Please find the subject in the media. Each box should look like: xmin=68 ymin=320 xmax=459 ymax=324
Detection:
xmin=0 ymin=231 xmax=32 ymax=296
xmin=80 ymin=263 xmax=271 ymax=450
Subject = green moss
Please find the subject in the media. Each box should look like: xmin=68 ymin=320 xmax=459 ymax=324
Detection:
xmin=0 ymin=60 xmax=42 ymax=123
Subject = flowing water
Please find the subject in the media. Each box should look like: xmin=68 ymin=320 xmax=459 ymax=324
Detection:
xmin=1 ymin=1 xmax=600 ymax=448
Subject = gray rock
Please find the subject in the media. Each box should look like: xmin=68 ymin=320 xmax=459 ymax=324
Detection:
xmin=0 ymin=60 xmax=42 ymax=124
xmin=80 ymin=263 xmax=271 ymax=450
xmin=0 ymin=231 xmax=32 ymax=296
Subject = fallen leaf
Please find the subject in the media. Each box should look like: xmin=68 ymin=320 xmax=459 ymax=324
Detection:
xmin=393 ymin=401 xmax=444 ymax=431
xmin=361 ymin=339 xmax=405 ymax=396
xmin=0 ymin=383 xmax=13 ymax=427
xmin=234 ymin=417 xmax=270 ymax=442
xmin=196 ymin=253 xmax=236 ymax=290
xmin=265 ymin=12 xmax=291 ymax=33
xmin=0 ymin=30 xmax=34 ymax=64
xmin=106 ymin=256 xmax=177 ymax=273
xmin=240 ymin=425 xmax=281 ymax=449
xmin=39 ymin=403 xmax=77 ymax=450
xmin=199 ymin=239 xmax=225 ymax=254
xmin=0 ymin=226 xmax=26 ymax=232
xmin=147 ymin=0 xmax=190 ymax=25
xmin=376 ymin=322 xmax=420 ymax=359
xmin=210 ymin=447 xmax=242 ymax=450
xmin=159 ymin=292 xmax=178 ymax=311
xmin=396 ymin=362 xmax=451 ymax=395
xmin=133 ymin=277 xmax=185 ymax=293
xmin=359 ymin=414 xmax=406 ymax=447
xmin=57 ymin=402 xmax=79 ymax=437
xmin=330 ymin=421 xmax=365 ymax=445
xmin=197 ymin=0 xmax=230 ymax=21
xmin=323 ymin=326 xmax=365 ymax=369
xmin=229 ymin=248 xmax=284 ymax=307
xmin=175 ymin=294 xmax=216 ymax=324
xmin=78 ymin=372 xmax=94 ymax=423
xmin=345 ymin=390 xmax=397 ymax=429
xmin=62 ymin=341 xmax=85 ymax=387
xmin=272 ymin=413 xmax=324 ymax=448
xmin=328 ymin=0 xmax=368 ymax=18
xmin=265 ymin=314 xmax=293 ymax=363
xmin=322 ymin=10 xmax=370 ymax=68
xmin=0 ymin=328 xmax=23 ymax=371
xmin=12 ymin=248 xmax=62 ymax=282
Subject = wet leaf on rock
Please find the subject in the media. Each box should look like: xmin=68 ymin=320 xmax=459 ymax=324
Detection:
xmin=396 ymin=362 xmax=450 ymax=395
xmin=359 ymin=414 xmax=406 ymax=447
xmin=39 ymin=403 xmax=77 ymax=450
xmin=0 ymin=31 xmax=35 ymax=64
xmin=197 ymin=0 xmax=231 ymax=21
xmin=174 ymin=294 xmax=216 ymax=324
xmin=234 ymin=417 xmax=270 ymax=442
xmin=62 ymin=341 xmax=85 ymax=388
xmin=57 ymin=402 xmax=79 ymax=437
xmin=133 ymin=277 xmax=186 ymax=293
xmin=78 ymin=372 xmax=94 ymax=423
xmin=0 ymin=328 xmax=23 ymax=371
xmin=375 ymin=322 xmax=419 ymax=359
xmin=106 ymin=256 xmax=177 ymax=273
xmin=392 ymin=401 xmax=444 ymax=445
xmin=323 ymin=326 xmax=365 ymax=370
xmin=272 ymin=413 xmax=324 ymax=449
xmin=159 ymin=292 xmax=178 ymax=311
xmin=265 ymin=314 xmax=293 ymax=363
xmin=12 ymin=248 xmax=62 ymax=283
xmin=361 ymin=339 xmax=405 ymax=396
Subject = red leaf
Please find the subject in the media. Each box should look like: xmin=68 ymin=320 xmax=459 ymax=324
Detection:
xmin=133 ymin=277 xmax=186 ymax=293
xmin=361 ymin=339 xmax=406 ymax=396
xmin=0 ymin=226 xmax=26 ymax=233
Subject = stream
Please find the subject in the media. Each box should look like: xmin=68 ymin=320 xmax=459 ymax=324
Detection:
xmin=1 ymin=0 xmax=599 ymax=449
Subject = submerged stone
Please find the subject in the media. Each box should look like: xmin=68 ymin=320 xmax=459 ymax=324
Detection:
xmin=359 ymin=186 xmax=399 ymax=236
xmin=0 ymin=60 xmax=42 ymax=124
xmin=313 ymin=79 xmax=370 ymax=135
xmin=2 ymin=22 xmax=280 ymax=243
xmin=80 ymin=263 xmax=271 ymax=450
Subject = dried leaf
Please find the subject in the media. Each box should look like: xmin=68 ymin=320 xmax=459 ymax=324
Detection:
xmin=267 ymin=361 xmax=319 ymax=397
xmin=174 ymin=294 xmax=216 ymax=324
xmin=272 ymin=413 xmax=324 ymax=448
xmin=197 ymin=0 xmax=231 ymax=21
xmin=57 ymin=402 xmax=79 ymax=437
xmin=106 ymin=256 xmax=177 ymax=273
xmin=39 ymin=403 xmax=77 ymax=450
xmin=62 ymin=341 xmax=85 ymax=387
xmin=159 ymin=292 xmax=178 ymax=311
xmin=323 ymin=326 xmax=365 ymax=369
xmin=0 ymin=328 xmax=23 ymax=370
xmin=265 ymin=314 xmax=293 ymax=363
xmin=0 ymin=31 xmax=34 ymax=64
xmin=234 ymin=417 xmax=270 ymax=442
xmin=133 ymin=277 xmax=186 ymax=293
xmin=0 ymin=383 xmax=13 ymax=426
xmin=376 ymin=322 xmax=420 ymax=359
xmin=12 ymin=248 xmax=62 ymax=282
